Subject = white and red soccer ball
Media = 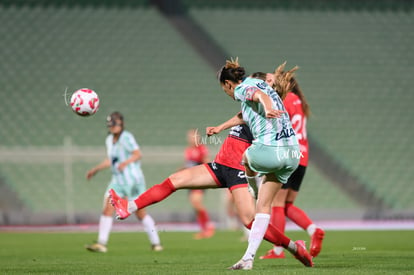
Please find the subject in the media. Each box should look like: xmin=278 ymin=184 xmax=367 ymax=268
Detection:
xmin=70 ymin=88 xmax=100 ymax=116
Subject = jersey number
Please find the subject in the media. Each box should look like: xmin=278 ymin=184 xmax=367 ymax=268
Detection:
xmin=291 ymin=114 xmax=307 ymax=141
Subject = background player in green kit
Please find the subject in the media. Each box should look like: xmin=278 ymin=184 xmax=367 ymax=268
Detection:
xmin=85 ymin=112 xmax=163 ymax=253
xmin=211 ymin=58 xmax=313 ymax=269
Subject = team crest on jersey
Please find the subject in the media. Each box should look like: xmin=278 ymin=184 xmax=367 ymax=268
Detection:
xmin=245 ymin=87 xmax=257 ymax=101
xmin=275 ymin=127 xmax=295 ymax=141
xmin=256 ymin=82 xmax=267 ymax=90
xmin=111 ymin=157 xmax=119 ymax=165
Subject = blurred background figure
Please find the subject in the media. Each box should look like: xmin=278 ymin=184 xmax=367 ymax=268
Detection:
xmin=85 ymin=112 xmax=163 ymax=252
xmin=184 ymin=129 xmax=215 ymax=239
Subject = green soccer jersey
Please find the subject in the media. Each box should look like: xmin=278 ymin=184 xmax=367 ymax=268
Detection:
xmin=105 ymin=130 xmax=145 ymax=186
xmin=234 ymin=77 xmax=298 ymax=147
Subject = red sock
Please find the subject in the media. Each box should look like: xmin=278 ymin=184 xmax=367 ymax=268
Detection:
xmin=285 ymin=202 xmax=313 ymax=230
xmin=270 ymin=206 xmax=286 ymax=235
xmin=245 ymin=218 xmax=291 ymax=248
xmin=197 ymin=209 xmax=210 ymax=231
xmin=134 ymin=178 xmax=176 ymax=209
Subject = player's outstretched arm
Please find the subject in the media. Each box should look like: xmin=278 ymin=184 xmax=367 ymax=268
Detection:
xmin=206 ymin=112 xmax=245 ymax=136
xmin=86 ymin=158 xmax=111 ymax=179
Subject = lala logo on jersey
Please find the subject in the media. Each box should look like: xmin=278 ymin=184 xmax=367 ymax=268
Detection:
xmin=275 ymin=127 xmax=295 ymax=141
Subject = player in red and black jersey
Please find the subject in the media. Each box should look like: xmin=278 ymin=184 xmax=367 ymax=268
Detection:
xmin=252 ymin=65 xmax=324 ymax=260
xmin=208 ymin=124 xmax=253 ymax=190
xmin=110 ymin=123 xmax=313 ymax=268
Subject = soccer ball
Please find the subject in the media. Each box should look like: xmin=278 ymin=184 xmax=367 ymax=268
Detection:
xmin=70 ymin=88 xmax=100 ymax=116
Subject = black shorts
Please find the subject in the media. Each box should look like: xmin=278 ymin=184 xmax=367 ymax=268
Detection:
xmin=282 ymin=165 xmax=307 ymax=191
xmin=205 ymin=162 xmax=248 ymax=191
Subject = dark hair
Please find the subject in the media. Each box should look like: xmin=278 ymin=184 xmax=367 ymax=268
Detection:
xmin=106 ymin=111 xmax=124 ymax=127
xmin=217 ymin=57 xmax=246 ymax=84
xmin=250 ymin=72 xmax=267 ymax=81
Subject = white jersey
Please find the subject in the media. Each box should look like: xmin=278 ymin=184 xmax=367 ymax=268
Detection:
xmin=105 ymin=130 xmax=145 ymax=186
xmin=234 ymin=77 xmax=298 ymax=147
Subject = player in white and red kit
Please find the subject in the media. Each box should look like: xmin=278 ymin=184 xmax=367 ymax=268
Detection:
xmin=258 ymin=68 xmax=325 ymax=259
xmin=184 ymin=129 xmax=214 ymax=239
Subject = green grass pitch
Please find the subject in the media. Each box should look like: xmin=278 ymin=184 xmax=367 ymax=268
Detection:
xmin=1 ymin=230 xmax=413 ymax=274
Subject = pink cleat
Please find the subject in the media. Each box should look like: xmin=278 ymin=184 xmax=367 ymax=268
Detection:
xmin=260 ymin=248 xmax=285 ymax=259
xmin=310 ymin=228 xmax=325 ymax=257
xmin=193 ymin=224 xmax=215 ymax=240
xmin=109 ymin=189 xmax=131 ymax=220
xmin=294 ymin=240 xmax=314 ymax=267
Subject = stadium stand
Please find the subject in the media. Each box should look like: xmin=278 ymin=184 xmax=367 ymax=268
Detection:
xmin=0 ymin=0 xmax=412 ymax=224
xmin=185 ymin=0 xmax=414 ymax=215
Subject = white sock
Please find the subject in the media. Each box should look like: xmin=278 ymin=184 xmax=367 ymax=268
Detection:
xmin=273 ymin=246 xmax=284 ymax=255
xmin=97 ymin=215 xmax=113 ymax=245
xmin=242 ymin=213 xmax=270 ymax=261
xmin=287 ymin=240 xmax=297 ymax=254
xmin=142 ymin=215 xmax=161 ymax=245
xmin=128 ymin=201 xmax=138 ymax=213
xmin=307 ymin=224 xmax=317 ymax=237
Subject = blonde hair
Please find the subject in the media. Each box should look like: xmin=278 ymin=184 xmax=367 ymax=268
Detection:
xmin=225 ymin=57 xmax=240 ymax=69
xmin=272 ymin=61 xmax=298 ymax=100
xmin=273 ymin=62 xmax=310 ymax=117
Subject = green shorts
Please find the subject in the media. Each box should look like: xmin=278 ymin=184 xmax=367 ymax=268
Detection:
xmin=245 ymin=143 xmax=300 ymax=184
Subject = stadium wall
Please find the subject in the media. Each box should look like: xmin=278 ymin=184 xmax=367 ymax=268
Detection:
xmin=0 ymin=0 xmax=413 ymax=225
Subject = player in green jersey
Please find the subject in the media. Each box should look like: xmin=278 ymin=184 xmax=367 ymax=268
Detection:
xmin=210 ymin=58 xmax=312 ymax=270
xmin=85 ymin=112 xmax=163 ymax=253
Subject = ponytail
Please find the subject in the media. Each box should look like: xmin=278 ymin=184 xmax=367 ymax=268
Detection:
xmin=217 ymin=57 xmax=246 ymax=84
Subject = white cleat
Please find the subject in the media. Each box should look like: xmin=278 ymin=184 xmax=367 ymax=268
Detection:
xmin=228 ymin=259 xmax=253 ymax=270
xmin=152 ymin=244 xmax=164 ymax=252
xmin=85 ymin=243 xmax=108 ymax=253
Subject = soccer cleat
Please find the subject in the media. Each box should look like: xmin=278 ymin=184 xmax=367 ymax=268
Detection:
xmin=294 ymin=240 xmax=314 ymax=267
xmin=109 ymin=189 xmax=131 ymax=220
xmin=228 ymin=259 xmax=253 ymax=270
xmin=310 ymin=228 xmax=325 ymax=257
xmin=85 ymin=243 xmax=107 ymax=253
xmin=193 ymin=230 xmax=213 ymax=240
xmin=151 ymin=244 xmax=164 ymax=252
xmin=193 ymin=225 xmax=215 ymax=240
xmin=259 ymin=248 xmax=285 ymax=259
xmin=193 ymin=232 xmax=204 ymax=240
